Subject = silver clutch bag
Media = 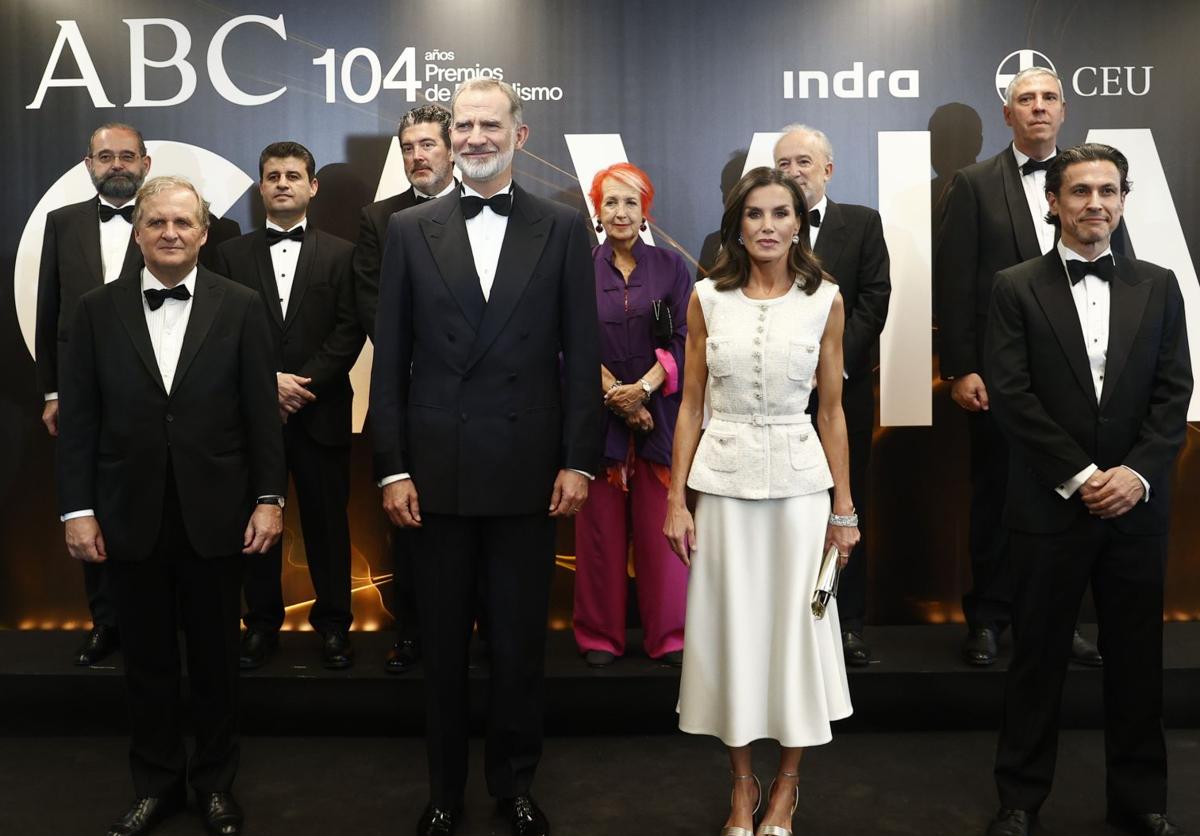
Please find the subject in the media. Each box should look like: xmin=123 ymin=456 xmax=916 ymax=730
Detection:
xmin=811 ymin=545 xmax=842 ymax=620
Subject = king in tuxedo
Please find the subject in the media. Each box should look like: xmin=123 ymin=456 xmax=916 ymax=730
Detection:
xmin=369 ymin=79 xmax=600 ymax=836
xmin=774 ymin=124 xmax=892 ymax=666
xmin=56 ymin=176 xmax=285 ymax=836
xmin=35 ymin=123 xmax=240 ymax=667
xmin=215 ymin=142 xmax=364 ymax=670
xmin=982 ymin=144 xmax=1191 ymax=836
xmin=353 ymin=104 xmax=456 ymax=674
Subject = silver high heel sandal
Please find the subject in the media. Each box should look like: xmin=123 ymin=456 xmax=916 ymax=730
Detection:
xmin=757 ymin=770 xmax=800 ymax=836
xmin=720 ymin=772 xmax=761 ymax=836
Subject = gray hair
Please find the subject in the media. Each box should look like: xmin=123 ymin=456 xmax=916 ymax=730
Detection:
xmin=1004 ymin=66 xmax=1064 ymax=106
xmin=397 ymin=104 xmax=452 ymax=147
xmin=451 ymin=78 xmax=524 ymax=127
xmin=775 ymin=124 xmax=834 ymax=164
xmin=131 ymin=176 xmax=211 ymax=229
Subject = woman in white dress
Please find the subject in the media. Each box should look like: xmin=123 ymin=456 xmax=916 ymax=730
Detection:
xmin=665 ymin=166 xmax=860 ymax=836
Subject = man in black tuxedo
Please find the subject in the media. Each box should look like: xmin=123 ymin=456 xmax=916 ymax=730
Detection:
xmin=57 ymin=176 xmax=285 ymax=836
xmin=935 ymin=67 xmax=1103 ymax=667
xmin=982 ymin=144 xmax=1191 ymax=836
xmin=216 ymin=142 xmax=363 ymax=671
xmin=370 ymin=78 xmax=600 ymax=836
xmin=353 ymin=104 xmax=456 ymax=674
xmin=36 ymin=123 xmax=241 ymax=666
xmin=775 ymin=124 xmax=891 ymax=666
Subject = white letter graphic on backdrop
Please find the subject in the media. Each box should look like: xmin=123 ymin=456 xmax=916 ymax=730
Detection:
xmin=564 ymin=134 xmax=653 ymax=246
xmin=126 ymin=19 xmax=197 ymax=107
xmin=743 ymin=132 xmax=932 ymax=426
xmin=208 ymin=15 xmax=288 ymax=106
xmin=1087 ymin=128 xmax=1200 ymax=419
xmin=26 ymin=21 xmax=115 ymax=109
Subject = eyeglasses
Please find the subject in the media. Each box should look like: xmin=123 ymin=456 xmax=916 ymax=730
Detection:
xmin=88 ymin=151 xmax=143 ymax=165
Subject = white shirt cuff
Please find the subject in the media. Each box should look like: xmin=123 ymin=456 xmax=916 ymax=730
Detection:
xmin=379 ymin=473 xmax=411 ymax=487
xmin=61 ymin=509 xmax=94 ymax=521
xmin=569 ymin=468 xmax=594 ymax=481
xmin=1056 ymin=464 xmax=1098 ymax=499
xmin=1121 ymin=465 xmax=1152 ymax=502
xmin=45 ymin=392 xmax=58 ymax=402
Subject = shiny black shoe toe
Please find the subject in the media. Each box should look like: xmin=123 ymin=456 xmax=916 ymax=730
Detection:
xmin=963 ymin=627 xmax=999 ymax=667
xmin=416 ymin=803 xmax=458 ymax=835
xmin=321 ymin=630 xmax=355 ymax=670
xmin=197 ymin=792 xmax=243 ymax=836
xmin=842 ymin=631 xmax=872 ymax=667
xmin=499 ymin=794 xmax=549 ymax=836
xmin=105 ymin=794 xmax=184 ymax=836
xmin=238 ymin=629 xmax=278 ymax=670
xmin=1107 ymin=810 xmax=1186 ymax=836
xmin=584 ymin=650 xmax=615 ymax=668
xmin=659 ymin=649 xmax=684 ymax=667
xmin=1070 ymin=629 xmax=1104 ymax=667
xmin=76 ymin=625 xmax=120 ymax=666
xmin=386 ymin=638 xmax=420 ymax=673
xmin=985 ymin=808 xmax=1033 ymax=836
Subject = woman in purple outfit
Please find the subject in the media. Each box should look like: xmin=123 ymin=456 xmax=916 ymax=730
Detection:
xmin=572 ymin=163 xmax=694 ymax=668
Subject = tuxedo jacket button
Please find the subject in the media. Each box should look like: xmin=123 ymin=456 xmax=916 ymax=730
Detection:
xmin=508 ymin=412 xmax=518 ymax=421
xmin=460 ymin=412 xmax=468 ymax=422
xmin=165 ymin=414 xmax=174 ymax=423
xmin=447 ymin=333 xmax=456 ymax=342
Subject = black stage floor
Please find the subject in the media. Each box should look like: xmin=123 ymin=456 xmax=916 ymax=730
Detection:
xmin=2 ymin=624 xmax=1199 ymax=735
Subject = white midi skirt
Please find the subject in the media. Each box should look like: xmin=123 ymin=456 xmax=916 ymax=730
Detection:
xmin=677 ymin=491 xmax=852 ymax=747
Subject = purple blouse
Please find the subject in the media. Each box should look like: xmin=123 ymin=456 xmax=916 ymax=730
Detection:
xmin=593 ymin=238 xmax=693 ymax=467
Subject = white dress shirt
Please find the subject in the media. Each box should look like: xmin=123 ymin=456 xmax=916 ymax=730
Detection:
xmin=1012 ymin=146 xmax=1057 ymax=256
xmin=62 ymin=266 xmax=198 ymax=521
xmin=807 ymin=194 xmax=828 ymax=249
xmin=266 ymin=218 xmax=305 ymax=316
xmin=462 ymin=181 xmax=513 ymax=302
xmin=415 ymin=180 xmax=459 ymax=201
xmin=98 ymin=196 xmax=134 ymax=285
xmin=1052 ymin=242 xmax=1149 ymax=502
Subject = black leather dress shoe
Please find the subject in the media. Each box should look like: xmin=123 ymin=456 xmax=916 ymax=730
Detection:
xmin=197 ymin=792 xmax=243 ymax=836
xmin=842 ymin=631 xmax=872 ymax=667
xmin=659 ymin=649 xmax=684 ymax=667
xmin=76 ymin=625 xmax=120 ymax=666
xmin=584 ymin=650 xmax=615 ymax=668
xmin=321 ymin=630 xmax=354 ymax=670
xmin=416 ymin=803 xmax=458 ymax=835
xmin=238 ymin=630 xmax=278 ymax=670
xmin=963 ymin=627 xmax=999 ymax=666
xmin=498 ymin=795 xmax=549 ymax=836
xmin=106 ymin=794 xmax=184 ymax=836
xmin=1107 ymin=810 xmax=1186 ymax=836
xmin=1070 ymin=629 xmax=1104 ymax=667
xmin=386 ymin=638 xmax=420 ymax=673
xmin=984 ymin=808 xmax=1033 ymax=836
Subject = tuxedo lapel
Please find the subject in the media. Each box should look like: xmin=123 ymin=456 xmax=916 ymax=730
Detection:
xmin=252 ymin=232 xmax=285 ymax=328
xmin=421 ymin=198 xmax=486 ymax=329
xmin=467 ymin=185 xmax=551 ymax=369
xmin=77 ymin=198 xmax=105 ymax=284
xmin=283 ymin=229 xmax=318 ymax=329
xmin=999 ymin=147 xmax=1043 ymax=263
xmin=171 ymin=269 xmax=224 ymax=397
xmin=1030 ymin=253 xmax=1096 ymax=406
xmin=1100 ymin=256 xmax=1152 ymax=408
xmin=110 ymin=271 xmax=166 ymax=395
xmin=813 ymin=199 xmax=846 ymax=274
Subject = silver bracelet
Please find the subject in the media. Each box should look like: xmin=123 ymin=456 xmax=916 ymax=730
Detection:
xmin=829 ymin=512 xmax=858 ymax=527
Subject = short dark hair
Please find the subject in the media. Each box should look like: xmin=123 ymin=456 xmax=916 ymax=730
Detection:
xmin=258 ymin=141 xmax=317 ymax=181
xmin=1044 ymin=142 xmax=1132 ymax=226
xmin=397 ymin=104 xmax=452 ymax=148
xmin=708 ymin=166 xmax=825 ymax=295
xmin=88 ymin=123 xmax=146 ymax=157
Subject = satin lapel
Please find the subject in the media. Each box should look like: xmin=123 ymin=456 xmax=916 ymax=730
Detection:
xmin=110 ymin=271 xmax=165 ymax=394
xmin=77 ymin=198 xmax=105 ymax=284
xmin=1030 ymin=253 xmax=1096 ymax=406
xmin=1099 ymin=257 xmax=1152 ymax=408
xmin=467 ymin=186 xmax=551 ymax=369
xmin=999 ymin=147 xmax=1042 ymax=262
xmin=422 ymin=199 xmax=486 ymax=329
xmin=812 ymin=199 xmax=847 ymax=274
xmin=252 ymin=232 xmax=285 ymax=328
xmin=171 ymin=269 xmax=224 ymax=397
xmin=283 ymin=229 xmax=317 ymax=329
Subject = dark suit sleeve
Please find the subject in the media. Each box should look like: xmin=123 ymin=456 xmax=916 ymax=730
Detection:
xmin=984 ymin=271 xmax=1092 ymax=488
xmin=239 ymin=292 xmax=286 ymax=498
xmin=352 ymin=208 xmax=382 ymax=340
xmin=212 ymin=239 xmax=232 ymax=280
xmin=368 ymin=214 xmax=413 ymax=480
xmin=200 ymin=218 xmax=242 ymax=274
xmin=559 ymin=212 xmax=602 ymax=474
xmin=35 ymin=214 xmax=62 ymax=395
xmin=55 ymin=291 xmax=100 ymax=514
xmin=842 ymin=210 xmax=891 ymax=374
xmin=935 ymin=170 xmax=980 ymax=379
xmin=297 ymin=244 xmax=366 ymax=389
xmin=1124 ymin=270 xmax=1192 ymax=488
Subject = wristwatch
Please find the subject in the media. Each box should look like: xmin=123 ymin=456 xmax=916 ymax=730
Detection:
xmin=639 ymin=378 xmax=653 ymax=401
xmin=257 ymin=495 xmax=286 ymax=508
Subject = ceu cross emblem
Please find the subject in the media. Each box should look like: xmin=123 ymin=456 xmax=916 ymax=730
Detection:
xmin=995 ymin=49 xmax=1056 ymax=101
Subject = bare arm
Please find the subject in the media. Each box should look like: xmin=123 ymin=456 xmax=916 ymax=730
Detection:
xmin=815 ymin=293 xmax=860 ymax=564
xmin=663 ymin=290 xmax=706 ymax=564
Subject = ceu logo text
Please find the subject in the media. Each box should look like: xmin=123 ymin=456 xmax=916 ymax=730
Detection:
xmin=995 ymin=49 xmax=1152 ymax=101
xmin=782 ymin=62 xmax=919 ymax=99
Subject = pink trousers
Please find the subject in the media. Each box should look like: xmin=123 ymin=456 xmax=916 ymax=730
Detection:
xmin=572 ymin=458 xmax=688 ymax=659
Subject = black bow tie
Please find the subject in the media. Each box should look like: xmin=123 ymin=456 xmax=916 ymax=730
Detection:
xmin=414 ymin=193 xmax=435 ymax=205
xmin=98 ymin=204 xmax=134 ymax=223
xmin=1066 ymin=254 xmax=1115 ymax=285
xmin=144 ymin=285 xmax=192 ymax=311
xmin=1021 ymin=156 xmax=1056 ymax=176
xmin=809 ymin=209 xmax=821 ymax=228
xmin=265 ymin=226 xmax=305 ymax=245
xmin=461 ymin=192 xmax=512 ymax=219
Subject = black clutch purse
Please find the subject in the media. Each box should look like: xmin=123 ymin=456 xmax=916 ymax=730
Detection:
xmin=651 ymin=298 xmax=673 ymax=347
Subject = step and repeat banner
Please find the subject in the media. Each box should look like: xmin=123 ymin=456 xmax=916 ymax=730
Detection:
xmin=3 ymin=0 xmax=1198 ymax=628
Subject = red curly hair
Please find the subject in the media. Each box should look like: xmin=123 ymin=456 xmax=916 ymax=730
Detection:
xmin=588 ymin=162 xmax=656 ymax=221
